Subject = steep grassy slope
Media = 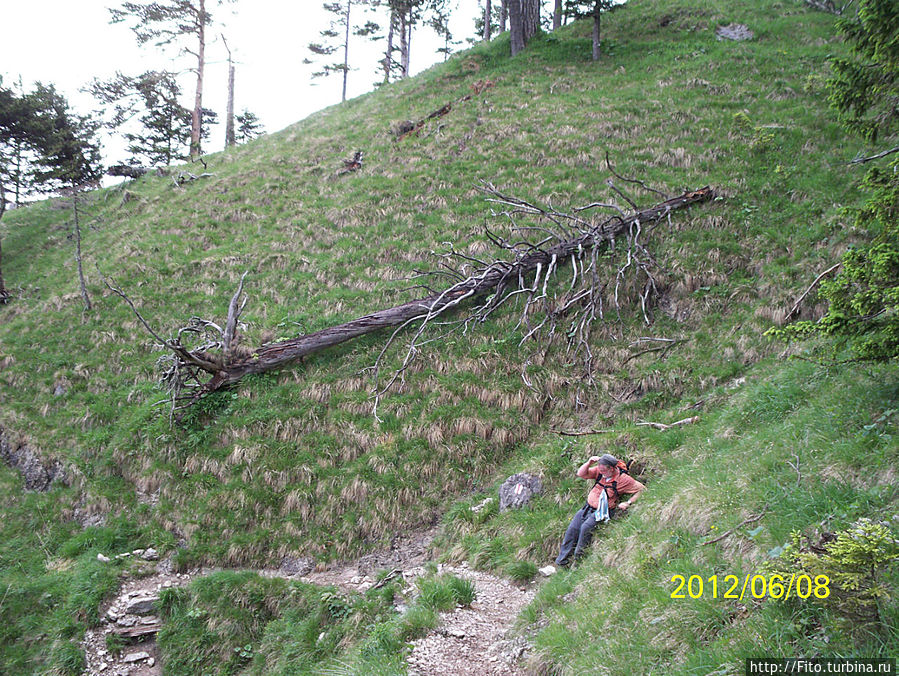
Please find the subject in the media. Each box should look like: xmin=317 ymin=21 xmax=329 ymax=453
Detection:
xmin=1 ymin=0 xmax=896 ymax=673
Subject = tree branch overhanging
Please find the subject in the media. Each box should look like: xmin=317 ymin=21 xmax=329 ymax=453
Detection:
xmin=112 ymin=184 xmax=715 ymax=418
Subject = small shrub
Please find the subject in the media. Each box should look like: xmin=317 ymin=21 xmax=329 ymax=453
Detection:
xmin=763 ymin=519 xmax=899 ymax=629
xmin=360 ymin=620 xmax=404 ymax=657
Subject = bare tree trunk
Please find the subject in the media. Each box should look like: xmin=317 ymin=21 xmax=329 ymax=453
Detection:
xmin=483 ymin=0 xmax=492 ymax=40
xmin=553 ymin=0 xmax=562 ymax=30
xmin=72 ymin=195 xmax=91 ymax=312
xmin=341 ymin=0 xmax=352 ymax=102
xmin=399 ymin=9 xmax=410 ymax=78
xmin=223 ymin=35 xmax=236 ymax=148
xmin=500 ymin=0 xmax=507 ymax=32
xmin=190 ymin=0 xmax=206 ymax=161
xmin=592 ymin=0 xmax=601 ymax=60
xmin=509 ymin=0 xmax=525 ymax=55
xmin=523 ymin=0 xmax=539 ymax=43
xmin=383 ymin=8 xmax=395 ymax=83
xmin=0 ymin=177 xmax=8 ymax=304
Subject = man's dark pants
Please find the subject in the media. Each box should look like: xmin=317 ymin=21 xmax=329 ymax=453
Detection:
xmin=555 ymin=503 xmax=614 ymax=566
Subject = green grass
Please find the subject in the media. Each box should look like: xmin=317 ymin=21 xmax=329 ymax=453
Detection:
xmin=1 ymin=0 xmax=897 ymax=672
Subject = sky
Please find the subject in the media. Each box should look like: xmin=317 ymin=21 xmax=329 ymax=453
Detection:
xmin=1 ymin=0 xmax=479 ymax=164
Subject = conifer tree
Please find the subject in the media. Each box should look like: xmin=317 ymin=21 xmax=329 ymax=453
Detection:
xmin=0 ymin=82 xmax=102 ymax=304
xmin=88 ymin=71 xmax=191 ymax=166
xmin=306 ymin=1 xmax=380 ymax=102
xmin=109 ymin=0 xmax=234 ymax=160
xmin=235 ymin=109 xmax=264 ymax=144
xmin=566 ymin=0 xmax=614 ymax=60
xmin=770 ymin=0 xmax=899 ymax=360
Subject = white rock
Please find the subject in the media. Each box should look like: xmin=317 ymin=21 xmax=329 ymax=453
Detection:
xmin=98 ymin=664 xmax=108 ymax=672
xmin=132 ymin=549 xmax=145 ymax=556
xmin=538 ymin=565 xmax=557 ymax=577
xmin=123 ymin=651 xmax=150 ymax=663
xmin=147 ymin=657 xmax=156 ymax=667
xmin=142 ymin=548 xmax=159 ymax=561
xmin=97 ymin=553 xmax=111 ymax=562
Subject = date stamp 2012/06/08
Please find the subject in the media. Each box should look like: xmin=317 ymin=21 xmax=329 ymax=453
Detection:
xmin=669 ymin=574 xmax=831 ymax=601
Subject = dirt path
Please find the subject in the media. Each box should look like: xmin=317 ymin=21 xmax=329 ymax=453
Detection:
xmin=80 ymin=529 xmax=535 ymax=675
xmin=406 ymin=563 xmax=535 ymax=676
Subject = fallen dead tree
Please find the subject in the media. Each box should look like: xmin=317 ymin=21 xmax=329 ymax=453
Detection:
xmin=394 ymin=79 xmax=494 ymax=141
xmin=106 ymin=183 xmax=714 ymax=418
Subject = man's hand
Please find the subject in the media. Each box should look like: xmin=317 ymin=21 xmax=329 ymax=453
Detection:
xmin=588 ymin=455 xmax=601 ymax=464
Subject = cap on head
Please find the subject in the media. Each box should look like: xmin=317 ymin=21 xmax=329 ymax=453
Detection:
xmin=598 ymin=454 xmax=619 ymax=467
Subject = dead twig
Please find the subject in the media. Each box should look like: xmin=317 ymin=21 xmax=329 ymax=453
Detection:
xmin=702 ymin=507 xmax=768 ymax=546
xmin=787 ymin=452 xmax=802 ymax=487
xmin=784 ymin=262 xmax=842 ymax=322
xmin=635 ymin=416 xmax=699 ymax=431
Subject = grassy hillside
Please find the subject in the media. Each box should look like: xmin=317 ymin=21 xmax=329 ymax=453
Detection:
xmin=1 ymin=0 xmax=896 ymax=673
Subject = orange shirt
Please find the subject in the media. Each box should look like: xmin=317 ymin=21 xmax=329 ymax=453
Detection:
xmin=584 ymin=468 xmax=644 ymax=509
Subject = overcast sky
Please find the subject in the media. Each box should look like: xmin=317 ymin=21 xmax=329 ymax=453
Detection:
xmin=1 ymin=0 xmax=478 ymax=163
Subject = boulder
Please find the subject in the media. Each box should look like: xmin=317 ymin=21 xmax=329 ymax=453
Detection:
xmin=124 ymin=596 xmax=158 ymax=615
xmin=279 ymin=556 xmax=314 ymax=576
xmin=499 ymin=473 xmax=543 ymax=512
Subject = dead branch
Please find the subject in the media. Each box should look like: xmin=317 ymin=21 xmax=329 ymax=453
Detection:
xmin=107 ymin=164 xmax=150 ymax=179
xmin=622 ymin=338 xmax=684 ymax=364
xmin=338 ymin=151 xmax=364 ymax=175
xmin=804 ymin=0 xmax=848 ymax=14
xmin=701 ymin=507 xmax=768 ymax=546
xmin=113 ymin=185 xmax=714 ymax=416
xmin=222 ymin=271 xmax=249 ymax=362
xmin=395 ymin=80 xmax=494 ymax=141
xmin=784 ymin=262 xmax=841 ymax=322
xmin=551 ymin=428 xmax=615 ymax=436
xmin=635 ymin=416 xmax=699 ymax=431
xmin=175 ymin=171 xmax=215 ymax=186
xmin=849 ymin=144 xmax=899 ymax=165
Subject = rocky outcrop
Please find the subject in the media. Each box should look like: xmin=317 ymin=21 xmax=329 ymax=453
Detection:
xmin=0 ymin=427 xmax=68 ymax=491
xmin=498 ymin=473 xmax=543 ymax=512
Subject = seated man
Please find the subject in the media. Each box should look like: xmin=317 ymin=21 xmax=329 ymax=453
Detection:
xmin=555 ymin=453 xmax=645 ymax=568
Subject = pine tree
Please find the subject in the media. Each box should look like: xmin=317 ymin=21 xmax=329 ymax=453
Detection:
xmin=827 ymin=0 xmax=899 ymax=144
xmin=109 ymin=0 xmax=235 ymax=160
xmin=89 ymin=71 xmax=192 ymax=166
xmin=235 ymin=109 xmax=263 ymax=144
xmin=566 ymin=0 xmax=614 ymax=60
xmin=0 ymin=82 xmax=102 ymax=304
xmin=306 ymin=1 xmax=380 ymax=102
xmin=769 ymin=0 xmax=899 ymax=360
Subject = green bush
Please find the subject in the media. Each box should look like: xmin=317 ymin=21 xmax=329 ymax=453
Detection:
xmin=763 ymin=519 xmax=899 ymax=629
